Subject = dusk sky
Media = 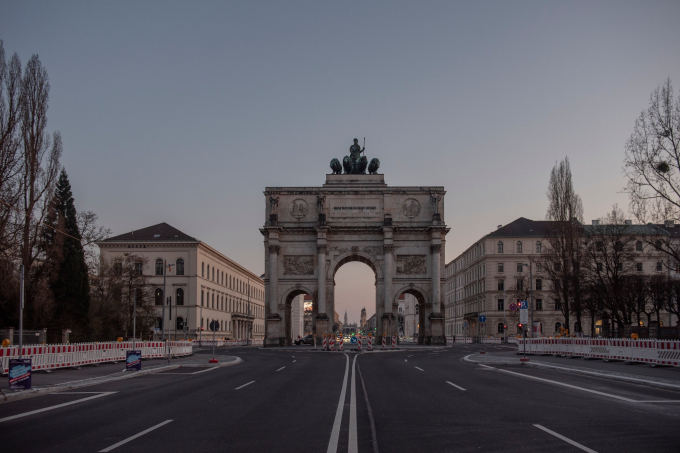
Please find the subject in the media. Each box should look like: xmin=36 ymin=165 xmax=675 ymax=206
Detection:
xmin=2 ymin=1 xmax=679 ymax=324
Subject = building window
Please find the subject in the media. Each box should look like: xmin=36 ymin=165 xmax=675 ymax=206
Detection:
xmin=555 ymin=322 xmax=562 ymax=333
xmin=657 ymin=262 xmax=663 ymax=271
xmin=497 ymin=323 xmax=505 ymax=334
xmin=498 ymin=263 xmax=504 ymax=273
xmin=176 ymin=259 xmax=184 ymax=276
xmin=212 ymin=293 xmax=215 ymax=309
xmin=201 ymin=290 xmax=204 ymax=307
xmin=498 ymin=241 xmax=504 ymax=253
xmin=497 ymin=280 xmax=504 ymax=291
xmin=536 ymin=241 xmax=542 ymax=253
xmin=555 ymin=299 xmax=562 ymax=310
xmin=222 ymin=271 xmax=224 ymax=285
xmin=207 ymin=265 xmax=210 ymax=280
xmin=536 ymin=263 xmax=542 ymax=272
xmin=202 ymin=262 xmax=204 ymax=277
xmin=535 ymin=279 xmax=542 ymax=290
xmin=176 ymin=317 xmax=184 ymax=330
xmin=636 ymin=262 xmax=643 ymax=272
xmin=554 ymin=262 xmax=561 ymax=272
xmin=201 ymin=318 xmax=204 ymax=328
xmin=176 ymin=288 xmax=184 ymax=306
xmin=517 ymin=279 xmax=524 ymax=291
xmin=516 ymin=241 xmax=523 ymax=253
xmin=636 ymin=241 xmax=643 ymax=251
xmin=497 ymin=299 xmax=504 ymax=311
xmin=516 ymin=263 xmax=523 ymax=273
xmin=597 ymin=262 xmax=603 ymax=271
xmin=536 ymin=299 xmax=543 ymax=310
xmin=655 ymin=240 xmax=662 ymax=250
xmin=616 ymin=263 xmax=623 ymax=271
xmin=135 ymin=261 xmax=143 ymax=276
xmin=114 ymin=261 xmax=122 ymax=276
xmin=155 ymin=259 xmax=164 ymax=276
xmin=212 ymin=268 xmax=215 ymax=281
xmin=155 ymin=288 xmax=163 ymax=306
xmin=155 ymin=317 xmax=163 ymax=330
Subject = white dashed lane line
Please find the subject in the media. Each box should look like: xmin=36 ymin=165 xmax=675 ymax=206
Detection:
xmin=276 ymin=366 xmax=286 ymax=371
xmin=446 ymin=381 xmax=466 ymax=391
xmin=533 ymin=424 xmax=598 ymax=453
xmin=414 ymin=367 xmax=424 ymax=372
xmin=235 ymin=381 xmax=255 ymax=390
xmin=99 ymin=420 xmax=173 ymax=452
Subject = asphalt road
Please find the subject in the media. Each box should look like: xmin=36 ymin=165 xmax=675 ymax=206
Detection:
xmin=1 ymin=344 xmax=680 ymax=452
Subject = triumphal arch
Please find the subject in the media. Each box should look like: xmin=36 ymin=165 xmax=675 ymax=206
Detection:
xmin=261 ymin=141 xmax=448 ymax=346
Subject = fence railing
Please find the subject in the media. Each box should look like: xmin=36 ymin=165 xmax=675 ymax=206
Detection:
xmin=0 ymin=341 xmax=192 ymax=374
xmin=516 ymin=338 xmax=680 ymax=366
xmin=195 ymin=339 xmax=263 ymax=347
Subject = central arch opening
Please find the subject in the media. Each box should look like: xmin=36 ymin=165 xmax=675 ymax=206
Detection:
xmin=333 ymin=259 xmax=377 ymax=340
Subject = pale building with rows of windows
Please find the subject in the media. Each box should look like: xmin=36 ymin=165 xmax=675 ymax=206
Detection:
xmin=97 ymin=223 xmax=265 ymax=340
xmin=445 ymin=217 xmax=679 ymax=340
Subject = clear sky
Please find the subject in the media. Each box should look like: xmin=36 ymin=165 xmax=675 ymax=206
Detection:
xmin=2 ymin=1 xmax=679 ymax=324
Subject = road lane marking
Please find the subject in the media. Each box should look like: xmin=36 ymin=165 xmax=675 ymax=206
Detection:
xmin=349 ymin=355 xmax=358 ymax=453
xmin=276 ymin=366 xmax=286 ymax=371
xmin=533 ymin=424 xmax=598 ymax=453
xmin=293 ymin=360 xmax=296 ymax=363
xmin=407 ymin=355 xmax=413 ymax=357
xmin=446 ymin=381 xmax=467 ymax=391
xmin=327 ymin=353 xmax=349 ymax=453
xmin=414 ymin=367 xmax=424 ymax=371
xmin=191 ymin=367 xmax=221 ymax=374
xmin=404 ymin=359 xmax=408 ymax=362
xmin=357 ymin=363 xmax=379 ymax=453
xmin=0 ymin=392 xmax=117 ymax=423
xmin=483 ymin=364 xmax=636 ymax=402
xmin=235 ymin=381 xmax=255 ymax=390
xmin=99 ymin=420 xmax=173 ymax=452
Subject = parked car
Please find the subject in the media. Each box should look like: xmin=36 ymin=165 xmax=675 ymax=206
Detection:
xmin=295 ymin=334 xmax=314 ymax=345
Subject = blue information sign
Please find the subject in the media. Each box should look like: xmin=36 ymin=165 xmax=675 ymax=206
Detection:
xmin=463 ymin=323 xmax=468 ymax=328
xmin=350 ymin=336 xmax=358 ymax=344
xmin=479 ymin=315 xmax=487 ymax=323
xmin=126 ymin=350 xmax=142 ymax=371
xmin=9 ymin=358 xmax=32 ymax=390
xmin=519 ymin=301 xmax=528 ymax=310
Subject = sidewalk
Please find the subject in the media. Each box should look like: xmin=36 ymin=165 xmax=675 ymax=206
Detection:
xmin=464 ymin=350 xmax=680 ymax=391
xmin=1 ymin=353 xmax=240 ymax=404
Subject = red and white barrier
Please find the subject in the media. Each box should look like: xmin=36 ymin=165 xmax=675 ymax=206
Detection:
xmin=338 ymin=336 xmax=344 ymax=351
xmin=330 ymin=335 xmax=336 ymax=350
xmin=392 ymin=335 xmax=397 ymax=349
xmin=382 ymin=335 xmax=386 ymax=350
xmin=0 ymin=341 xmax=193 ymax=374
xmin=196 ymin=339 xmax=263 ymax=347
xmin=516 ymin=338 xmax=680 ymax=367
xmin=323 ymin=335 xmax=328 ymax=350
xmin=357 ymin=336 xmax=362 ymax=351
xmin=368 ymin=336 xmax=373 ymax=351
xmin=446 ymin=337 xmax=473 ymax=345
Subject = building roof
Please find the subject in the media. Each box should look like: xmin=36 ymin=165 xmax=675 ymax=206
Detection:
xmin=101 ymin=223 xmax=198 ymax=242
xmin=487 ymin=217 xmax=561 ymax=238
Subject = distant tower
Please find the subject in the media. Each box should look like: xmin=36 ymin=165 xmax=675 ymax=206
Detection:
xmin=360 ymin=307 xmax=367 ymax=331
xmin=344 ymin=310 xmax=348 ymax=326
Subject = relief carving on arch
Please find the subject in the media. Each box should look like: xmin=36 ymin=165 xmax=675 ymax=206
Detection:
xmin=396 ymin=255 xmax=427 ymax=275
xmin=283 ymin=255 xmax=315 ymax=275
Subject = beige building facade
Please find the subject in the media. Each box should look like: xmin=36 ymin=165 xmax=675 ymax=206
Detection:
xmin=98 ymin=223 xmax=265 ymax=340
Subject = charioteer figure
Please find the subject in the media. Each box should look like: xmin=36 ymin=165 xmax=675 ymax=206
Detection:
xmin=330 ymin=138 xmax=380 ymax=175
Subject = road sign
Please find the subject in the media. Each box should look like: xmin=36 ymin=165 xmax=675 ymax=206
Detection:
xmin=520 ymin=309 xmax=529 ymax=324
xmin=519 ymin=300 xmax=528 ymax=310
xmin=463 ymin=323 xmax=468 ymax=328
xmin=479 ymin=315 xmax=486 ymax=323
xmin=509 ymin=303 xmax=517 ymax=311
xmin=350 ymin=336 xmax=358 ymax=344
xmin=209 ymin=320 xmax=220 ymax=332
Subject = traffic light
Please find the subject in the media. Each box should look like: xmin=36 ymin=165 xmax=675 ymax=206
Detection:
xmin=518 ymin=323 xmax=523 ymax=330
xmin=503 ymin=324 xmax=507 ymax=330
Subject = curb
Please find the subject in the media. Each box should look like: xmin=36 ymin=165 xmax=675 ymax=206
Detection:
xmin=178 ymin=357 xmax=242 ymax=368
xmin=463 ymin=355 xmax=680 ymax=392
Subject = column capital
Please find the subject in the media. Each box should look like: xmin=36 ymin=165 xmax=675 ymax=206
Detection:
xmin=268 ymin=245 xmax=280 ymax=254
xmin=317 ymin=244 xmax=328 ymax=253
xmin=383 ymin=244 xmax=395 ymax=253
xmin=430 ymin=244 xmax=442 ymax=253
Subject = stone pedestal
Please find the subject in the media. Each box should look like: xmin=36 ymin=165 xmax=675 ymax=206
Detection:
xmin=315 ymin=316 xmax=329 ymax=342
xmin=265 ymin=315 xmax=287 ymax=347
xmin=427 ymin=314 xmax=446 ymax=345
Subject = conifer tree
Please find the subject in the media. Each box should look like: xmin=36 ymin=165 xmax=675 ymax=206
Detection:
xmin=50 ymin=169 xmax=90 ymax=337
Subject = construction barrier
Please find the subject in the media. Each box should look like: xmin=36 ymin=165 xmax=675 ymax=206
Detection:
xmin=0 ymin=341 xmax=193 ymax=375
xmin=392 ymin=335 xmax=397 ymax=349
xmin=323 ymin=334 xmax=328 ymax=350
xmin=446 ymin=337 xmax=473 ymax=344
xmin=196 ymin=339 xmax=263 ymax=347
xmin=516 ymin=338 xmax=680 ymax=367
xmin=368 ymin=336 xmax=373 ymax=351
xmin=338 ymin=336 xmax=344 ymax=351
xmin=357 ymin=336 xmax=362 ymax=351
xmin=330 ymin=335 xmax=336 ymax=350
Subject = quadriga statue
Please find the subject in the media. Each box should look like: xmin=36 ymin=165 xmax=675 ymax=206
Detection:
xmin=329 ymin=138 xmax=380 ymax=175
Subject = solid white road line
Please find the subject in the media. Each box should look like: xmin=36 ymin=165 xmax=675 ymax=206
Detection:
xmin=276 ymin=366 xmax=286 ymax=371
xmin=327 ymin=353 xmax=350 ymax=453
xmin=99 ymin=420 xmax=173 ymax=452
xmin=533 ymin=424 xmax=598 ymax=453
xmin=483 ymin=364 xmax=636 ymax=402
xmin=414 ymin=367 xmax=424 ymax=371
xmin=235 ymin=381 xmax=255 ymax=390
xmin=191 ymin=367 xmax=221 ymax=374
xmin=446 ymin=381 xmax=467 ymax=391
xmin=0 ymin=392 xmax=117 ymax=423
xmin=348 ymin=355 xmax=358 ymax=453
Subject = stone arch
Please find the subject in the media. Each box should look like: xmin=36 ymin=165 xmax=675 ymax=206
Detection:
xmin=393 ymin=284 xmax=430 ymax=306
xmin=279 ymin=285 xmax=315 ymax=346
xmin=329 ymin=251 xmax=382 ymax=281
xmin=393 ymin=285 xmax=431 ymax=344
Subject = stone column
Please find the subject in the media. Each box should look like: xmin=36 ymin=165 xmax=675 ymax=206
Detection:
xmin=317 ymin=244 xmax=327 ymax=316
xmin=430 ymin=244 xmax=442 ymax=314
xmin=382 ymin=244 xmax=395 ymax=342
xmin=268 ymin=245 xmax=280 ymax=314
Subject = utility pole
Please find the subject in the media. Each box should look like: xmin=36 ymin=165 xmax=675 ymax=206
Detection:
xmin=503 ymin=283 xmax=506 ymax=344
xmin=530 ymin=261 xmax=534 ymax=339
xmin=132 ymin=290 xmax=136 ymax=350
xmin=19 ymin=265 xmax=24 ymax=359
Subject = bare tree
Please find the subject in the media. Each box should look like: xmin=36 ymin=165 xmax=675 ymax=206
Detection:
xmin=18 ymin=54 xmax=61 ymax=327
xmin=541 ymin=157 xmax=584 ymax=334
xmin=624 ymin=78 xmax=680 ymax=262
xmin=77 ymin=211 xmax=111 ymax=274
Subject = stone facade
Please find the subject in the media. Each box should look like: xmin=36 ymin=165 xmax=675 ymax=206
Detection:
xmin=97 ymin=223 xmax=265 ymax=340
xmin=262 ymin=174 xmax=448 ymax=346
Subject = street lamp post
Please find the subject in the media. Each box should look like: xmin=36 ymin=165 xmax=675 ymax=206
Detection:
xmin=161 ymin=260 xmax=175 ymax=364
xmin=521 ymin=262 xmax=534 ymax=339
